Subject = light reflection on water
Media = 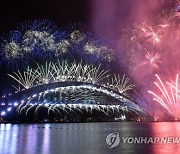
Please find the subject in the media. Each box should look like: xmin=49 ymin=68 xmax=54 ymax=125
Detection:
xmin=0 ymin=122 xmax=180 ymax=154
xmin=150 ymin=123 xmax=180 ymax=154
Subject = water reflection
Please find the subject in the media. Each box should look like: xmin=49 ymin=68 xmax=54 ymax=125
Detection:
xmin=0 ymin=122 xmax=180 ymax=154
xmin=0 ymin=124 xmax=18 ymax=153
xmin=150 ymin=122 xmax=180 ymax=154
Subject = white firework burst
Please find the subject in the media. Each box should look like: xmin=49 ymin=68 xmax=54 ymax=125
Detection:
xmin=110 ymin=74 xmax=135 ymax=94
xmin=52 ymin=60 xmax=74 ymax=82
xmin=89 ymin=64 xmax=110 ymax=84
xmin=56 ymin=40 xmax=70 ymax=55
xmin=84 ymin=42 xmax=97 ymax=54
xmin=70 ymin=30 xmax=85 ymax=43
xmin=23 ymin=30 xmax=56 ymax=51
xmin=8 ymin=67 xmax=38 ymax=91
xmin=72 ymin=62 xmax=90 ymax=82
xmin=35 ymin=61 xmax=56 ymax=84
xmin=8 ymin=61 xmax=134 ymax=95
xmin=83 ymin=41 xmax=115 ymax=61
xmin=4 ymin=42 xmax=21 ymax=58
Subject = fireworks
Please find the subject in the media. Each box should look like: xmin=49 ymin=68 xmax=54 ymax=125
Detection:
xmin=20 ymin=104 xmax=130 ymax=117
xmin=84 ymin=42 xmax=98 ymax=54
xmin=7 ymin=67 xmax=37 ymax=90
xmin=148 ymin=74 xmax=180 ymax=120
xmin=8 ymin=61 xmax=134 ymax=95
xmin=4 ymin=42 xmax=21 ymax=58
xmin=0 ymin=20 xmax=115 ymax=70
xmin=115 ymin=5 xmax=180 ymax=121
xmin=83 ymin=41 xmax=115 ymax=62
xmin=15 ymin=83 xmax=142 ymax=117
xmin=110 ymin=74 xmax=135 ymax=94
xmin=23 ymin=30 xmax=56 ymax=52
xmin=36 ymin=62 xmax=56 ymax=84
xmin=4 ymin=59 xmax=141 ymax=118
xmin=118 ymin=8 xmax=180 ymax=81
xmin=70 ymin=30 xmax=85 ymax=43
xmin=2 ymin=4 xmax=180 ymax=121
xmin=137 ymin=51 xmax=162 ymax=69
xmin=145 ymin=52 xmax=161 ymax=68
xmin=2 ymin=61 xmax=141 ymax=118
xmin=139 ymin=23 xmax=161 ymax=45
xmin=56 ymin=40 xmax=70 ymax=55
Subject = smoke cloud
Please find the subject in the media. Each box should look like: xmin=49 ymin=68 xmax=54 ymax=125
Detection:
xmin=89 ymin=0 xmax=164 ymax=40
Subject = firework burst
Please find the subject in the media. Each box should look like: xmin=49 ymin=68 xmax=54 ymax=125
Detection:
xmin=0 ymin=20 xmax=115 ymax=70
xmin=7 ymin=61 xmax=134 ymax=95
xmin=139 ymin=23 xmax=161 ymax=45
xmin=110 ymin=74 xmax=135 ymax=94
xmin=140 ymin=51 xmax=162 ymax=69
xmin=7 ymin=67 xmax=38 ymax=90
xmin=148 ymin=74 xmax=180 ymax=120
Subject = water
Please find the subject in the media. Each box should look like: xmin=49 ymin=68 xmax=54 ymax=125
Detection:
xmin=0 ymin=122 xmax=180 ymax=154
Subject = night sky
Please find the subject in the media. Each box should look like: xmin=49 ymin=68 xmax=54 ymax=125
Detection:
xmin=0 ymin=0 xmax=90 ymax=35
xmin=0 ymin=0 xmax=175 ymax=39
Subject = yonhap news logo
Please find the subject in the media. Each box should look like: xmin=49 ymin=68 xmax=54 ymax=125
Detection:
xmin=106 ymin=132 xmax=180 ymax=148
xmin=105 ymin=132 xmax=120 ymax=148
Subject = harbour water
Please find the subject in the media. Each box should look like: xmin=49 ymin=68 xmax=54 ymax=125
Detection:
xmin=0 ymin=122 xmax=180 ymax=154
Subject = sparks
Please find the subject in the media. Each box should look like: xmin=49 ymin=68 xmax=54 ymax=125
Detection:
xmin=148 ymin=74 xmax=180 ymax=120
xmin=8 ymin=61 xmax=134 ymax=94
